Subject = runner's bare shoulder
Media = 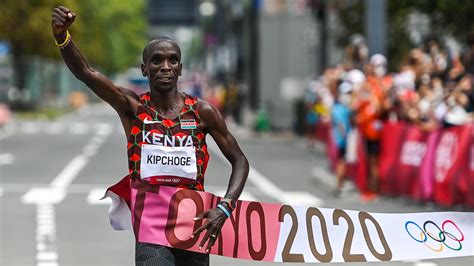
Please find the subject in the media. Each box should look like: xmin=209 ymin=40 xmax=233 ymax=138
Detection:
xmin=196 ymin=99 xmax=225 ymax=132
xmin=116 ymin=86 xmax=140 ymax=116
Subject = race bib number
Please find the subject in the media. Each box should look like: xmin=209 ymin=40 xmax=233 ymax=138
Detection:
xmin=140 ymin=144 xmax=197 ymax=180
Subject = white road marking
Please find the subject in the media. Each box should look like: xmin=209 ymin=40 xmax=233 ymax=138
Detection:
xmin=35 ymin=204 xmax=58 ymax=266
xmin=50 ymin=126 xmax=110 ymax=189
xmin=21 ymin=188 xmax=65 ymax=205
xmin=0 ymin=153 xmax=14 ymax=165
xmin=247 ymin=167 xmax=323 ymax=205
xmin=413 ymin=262 xmax=438 ymax=266
xmin=43 ymin=122 xmax=63 ymax=135
xmin=285 ymin=191 xmax=323 ymax=206
xmin=0 ymin=183 xmax=113 ymax=193
xmin=87 ymin=188 xmax=111 ymax=205
xmin=21 ymin=124 xmax=112 ymax=266
xmin=21 ymin=121 xmax=40 ymax=134
xmin=90 ymin=186 xmax=259 ymax=205
xmin=50 ymin=156 xmax=89 ymax=189
xmin=3 ymin=184 xmax=263 ymax=203
xmin=207 ymin=139 xmax=324 ymax=206
xmin=95 ymin=123 xmax=113 ymax=136
xmin=37 ymin=262 xmax=59 ymax=266
xmin=212 ymin=189 xmax=257 ymax=202
xmin=69 ymin=122 xmax=89 ymax=134
xmin=0 ymin=123 xmax=15 ymax=140
xmin=1 ymin=120 xmax=122 ymax=136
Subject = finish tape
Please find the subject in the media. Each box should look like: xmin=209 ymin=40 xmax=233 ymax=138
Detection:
xmin=106 ymin=185 xmax=474 ymax=263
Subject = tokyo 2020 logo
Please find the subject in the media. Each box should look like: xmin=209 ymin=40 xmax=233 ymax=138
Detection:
xmin=405 ymin=220 xmax=464 ymax=252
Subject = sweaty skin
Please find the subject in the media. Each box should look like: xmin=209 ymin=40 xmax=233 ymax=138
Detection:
xmin=52 ymin=6 xmax=249 ymax=253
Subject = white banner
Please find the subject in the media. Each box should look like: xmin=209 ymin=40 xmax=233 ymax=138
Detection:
xmin=106 ymin=185 xmax=474 ymax=263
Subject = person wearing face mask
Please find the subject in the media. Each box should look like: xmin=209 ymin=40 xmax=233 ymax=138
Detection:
xmin=331 ymin=81 xmax=354 ymax=197
xmin=356 ymin=54 xmax=393 ymax=200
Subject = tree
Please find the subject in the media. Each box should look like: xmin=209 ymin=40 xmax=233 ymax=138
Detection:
xmin=336 ymin=0 xmax=474 ymax=69
xmin=0 ymin=0 xmax=146 ymax=91
xmin=74 ymin=0 xmax=147 ymax=74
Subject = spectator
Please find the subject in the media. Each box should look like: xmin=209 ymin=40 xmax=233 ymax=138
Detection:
xmin=302 ymin=33 xmax=474 ymax=205
xmin=355 ymin=55 xmax=393 ymax=199
xmin=462 ymin=32 xmax=474 ymax=74
xmin=423 ymin=36 xmax=449 ymax=79
xmin=342 ymin=34 xmax=369 ymax=71
xmin=439 ymin=74 xmax=472 ymax=126
xmin=304 ymin=79 xmax=320 ymax=148
xmin=463 ymin=74 xmax=474 ymax=114
xmin=415 ymin=81 xmax=439 ymax=131
xmin=331 ymin=81 xmax=353 ymax=197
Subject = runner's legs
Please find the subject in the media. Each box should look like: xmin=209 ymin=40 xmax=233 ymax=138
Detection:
xmin=136 ymin=242 xmax=209 ymax=266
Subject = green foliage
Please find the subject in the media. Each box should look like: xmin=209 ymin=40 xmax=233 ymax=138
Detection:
xmin=74 ymin=0 xmax=147 ymax=74
xmin=186 ymin=34 xmax=204 ymax=63
xmin=0 ymin=0 xmax=147 ymax=88
xmin=406 ymin=0 xmax=474 ymax=41
xmin=336 ymin=0 xmax=474 ymax=69
xmin=0 ymin=0 xmax=80 ymax=59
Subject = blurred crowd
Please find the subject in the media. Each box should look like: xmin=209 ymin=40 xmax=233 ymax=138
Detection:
xmin=304 ymin=33 xmax=474 ymax=200
xmin=179 ymin=72 xmax=247 ymax=125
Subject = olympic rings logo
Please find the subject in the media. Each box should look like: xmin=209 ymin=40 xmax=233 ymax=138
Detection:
xmin=404 ymin=220 xmax=464 ymax=252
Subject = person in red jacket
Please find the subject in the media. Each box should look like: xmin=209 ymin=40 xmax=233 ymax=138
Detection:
xmin=357 ymin=54 xmax=392 ymax=200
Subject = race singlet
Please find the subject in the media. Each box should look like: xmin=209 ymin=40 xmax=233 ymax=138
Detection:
xmin=140 ymin=144 xmax=197 ymax=180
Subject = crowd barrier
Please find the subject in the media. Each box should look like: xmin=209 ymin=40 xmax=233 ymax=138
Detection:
xmin=318 ymin=121 xmax=474 ymax=208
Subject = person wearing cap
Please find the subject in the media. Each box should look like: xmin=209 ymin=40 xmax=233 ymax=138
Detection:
xmin=351 ymin=55 xmax=392 ymax=200
xmin=331 ymin=81 xmax=354 ymax=196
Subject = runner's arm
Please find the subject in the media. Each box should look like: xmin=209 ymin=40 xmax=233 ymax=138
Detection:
xmin=192 ymin=100 xmax=249 ymax=252
xmin=52 ymin=6 xmax=138 ymax=116
xmin=199 ymin=101 xmax=249 ymax=201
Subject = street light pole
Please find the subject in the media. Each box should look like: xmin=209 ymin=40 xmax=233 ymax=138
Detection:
xmin=318 ymin=0 xmax=328 ymax=72
xmin=365 ymin=0 xmax=387 ymax=56
xmin=310 ymin=0 xmax=328 ymax=73
xmin=248 ymin=0 xmax=259 ymax=110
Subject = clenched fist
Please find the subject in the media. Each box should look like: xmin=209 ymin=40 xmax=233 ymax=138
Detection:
xmin=52 ymin=6 xmax=76 ymax=37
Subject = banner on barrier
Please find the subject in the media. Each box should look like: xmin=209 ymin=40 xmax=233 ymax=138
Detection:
xmin=434 ymin=125 xmax=472 ymax=205
xmin=107 ymin=185 xmax=474 ymax=263
xmin=378 ymin=122 xmax=474 ymax=205
xmin=469 ymin=125 xmax=474 ymax=207
xmin=378 ymin=122 xmax=408 ymax=195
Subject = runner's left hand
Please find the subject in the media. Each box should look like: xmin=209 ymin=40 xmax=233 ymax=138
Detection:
xmin=191 ymin=208 xmax=228 ymax=253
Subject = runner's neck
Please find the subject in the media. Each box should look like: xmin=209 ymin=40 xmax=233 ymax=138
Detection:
xmin=148 ymin=91 xmax=186 ymax=120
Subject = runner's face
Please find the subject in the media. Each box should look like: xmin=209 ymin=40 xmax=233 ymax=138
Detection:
xmin=142 ymin=40 xmax=182 ymax=93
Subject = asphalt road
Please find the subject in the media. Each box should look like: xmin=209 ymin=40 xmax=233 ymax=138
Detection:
xmin=0 ymin=104 xmax=472 ymax=266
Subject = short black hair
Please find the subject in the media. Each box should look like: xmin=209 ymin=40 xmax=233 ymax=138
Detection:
xmin=142 ymin=37 xmax=181 ymax=63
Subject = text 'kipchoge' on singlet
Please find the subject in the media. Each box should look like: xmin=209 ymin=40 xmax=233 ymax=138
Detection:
xmin=127 ymin=92 xmax=209 ymax=191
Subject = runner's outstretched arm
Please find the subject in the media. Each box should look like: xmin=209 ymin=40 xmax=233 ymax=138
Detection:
xmin=51 ymin=6 xmax=138 ymax=116
xmin=192 ymin=101 xmax=249 ymax=252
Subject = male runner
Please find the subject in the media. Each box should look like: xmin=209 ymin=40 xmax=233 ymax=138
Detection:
xmin=52 ymin=6 xmax=249 ymax=265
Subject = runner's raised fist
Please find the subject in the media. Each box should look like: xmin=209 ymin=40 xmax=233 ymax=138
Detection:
xmin=52 ymin=6 xmax=76 ymax=36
